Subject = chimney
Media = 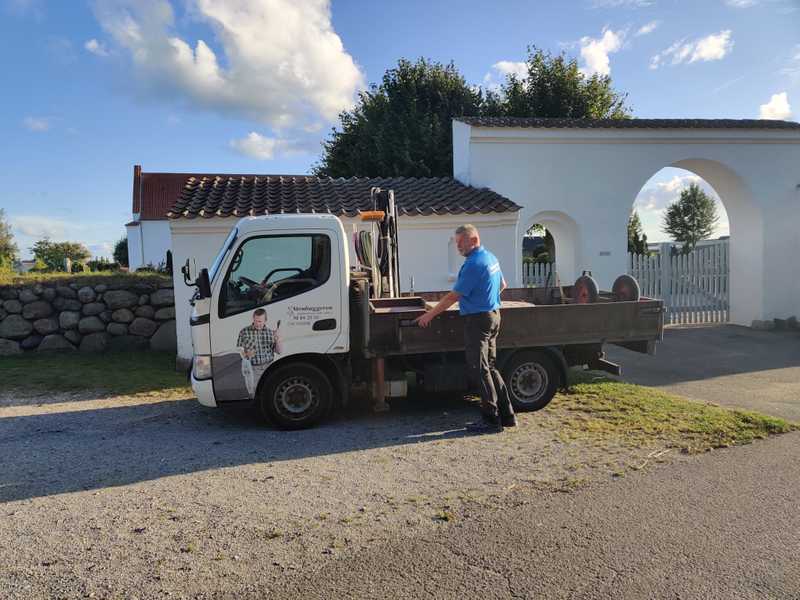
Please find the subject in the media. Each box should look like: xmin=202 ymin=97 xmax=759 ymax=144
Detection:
xmin=132 ymin=164 xmax=142 ymax=217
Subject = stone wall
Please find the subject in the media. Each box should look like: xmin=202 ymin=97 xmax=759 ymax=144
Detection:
xmin=0 ymin=277 xmax=176 ymax=356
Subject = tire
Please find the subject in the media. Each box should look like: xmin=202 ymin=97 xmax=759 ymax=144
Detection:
xmin=502 ymin=351 xmax=560 ymax=412
xmin=259 ymin=363 xmax=332 ymax=430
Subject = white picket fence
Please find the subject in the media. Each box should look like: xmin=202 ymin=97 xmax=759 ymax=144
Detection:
xmin=522 ymin=261 xmax=557 ymax=287
xmin=629 ymin=241 xmax=730 ymax=324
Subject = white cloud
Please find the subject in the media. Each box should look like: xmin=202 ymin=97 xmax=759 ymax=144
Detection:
xmin=650 ymin=30 xmax=733 ymax=69
xmin=4 ymin=0 xmax=43 ymax=18
xmin=725 ymin=0 xmax=757 ymax=6
xmin=229 ymin=132 xmax=304 ymax=160
xmin=482 ymin=60 xmax=528 ymax=90
xmin=12 ymin=216 xmax=73 ymax=238
xmin=23 ymin=116 xmax=50 ymax=131
xmin=91 ymin=0 xmax=365 ymax=130
xmin=635 ymin=20 xmax=659 ymax=36
xmin=759 ymin=92 xmax=792 ymax=120
xmin=656 ymin=174 xmax=702 ymax=194
xmin=579 ymin=28 xmax=624 ymax=77
xmin=84 ymin=38 xmax=110 ymax=56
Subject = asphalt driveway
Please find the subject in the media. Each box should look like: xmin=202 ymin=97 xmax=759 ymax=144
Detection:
xmin=605 ymin=324 xmax=800 ymax=422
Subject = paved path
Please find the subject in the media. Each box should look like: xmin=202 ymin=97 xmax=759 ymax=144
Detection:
xmin=273 ymin=431 xmax=800 ymax=599
xmin=606 ymin=324 xmax=800 ymax=422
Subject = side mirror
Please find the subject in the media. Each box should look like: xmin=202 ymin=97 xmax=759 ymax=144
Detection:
xmin=181 ymin=258 xmax=193 ymax=286
xmin=197 ymin=268 xmax=211 ymax=299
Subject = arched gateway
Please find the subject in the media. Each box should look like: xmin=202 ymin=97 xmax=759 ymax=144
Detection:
xmin=452 ymin=117 xmax=800 ymax=326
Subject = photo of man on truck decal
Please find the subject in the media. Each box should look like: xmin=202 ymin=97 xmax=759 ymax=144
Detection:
xmin=236 ymin=308 xmax=282 ymax=399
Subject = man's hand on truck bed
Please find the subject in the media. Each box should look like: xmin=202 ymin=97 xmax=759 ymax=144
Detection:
xmin=414 ymin=290 xmax=461 ymax=328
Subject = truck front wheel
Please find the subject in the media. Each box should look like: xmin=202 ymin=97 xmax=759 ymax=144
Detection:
xmin=502 ymin=351 xmax=560 ymax=412
xmin=259 ymin=363 xmax=332 ymax=430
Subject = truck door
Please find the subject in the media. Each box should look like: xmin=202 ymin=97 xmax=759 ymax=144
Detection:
xmin=209 ymin=231 xmax=341 ymax=402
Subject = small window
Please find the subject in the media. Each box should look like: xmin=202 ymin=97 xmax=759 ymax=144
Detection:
xmin=220 ymin=234 xmax=331 ymax=318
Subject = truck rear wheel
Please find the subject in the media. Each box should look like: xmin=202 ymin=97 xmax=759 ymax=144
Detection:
xmin=502 ymin=351 xmax=560 ymax=412
xmin=259 ymin=363 xmax=332 ymax=430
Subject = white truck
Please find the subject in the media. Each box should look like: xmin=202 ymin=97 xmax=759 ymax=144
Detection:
xmin=186 ymin=207 xmax=664 ymax=430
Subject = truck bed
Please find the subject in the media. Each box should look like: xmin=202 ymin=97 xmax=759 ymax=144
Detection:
xmin=366 ymin=286 xmax=664 ymax=357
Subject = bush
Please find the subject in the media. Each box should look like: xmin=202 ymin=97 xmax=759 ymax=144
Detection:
xmin=87 ymin=258 xmax=121 ymax=272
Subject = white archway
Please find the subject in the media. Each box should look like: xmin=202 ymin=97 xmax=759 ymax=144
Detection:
xmin=454 ymin=118 xmax=800 ymax=325
xmin=526 ymin=210 xmax=580 ymax=284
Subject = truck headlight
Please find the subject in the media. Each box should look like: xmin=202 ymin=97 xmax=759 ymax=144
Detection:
xmin=193 ymin=355 xmax=212 ymax=380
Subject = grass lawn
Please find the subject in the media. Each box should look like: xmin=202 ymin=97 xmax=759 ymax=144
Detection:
xmin=0 ymin=351 xmax=191 ymax=398
xmin=0 ymin=352 xmax=794 ymax=452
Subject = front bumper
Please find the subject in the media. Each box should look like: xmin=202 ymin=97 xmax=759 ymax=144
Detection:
xmin=191 ymin=373 xmax=217 ymax=407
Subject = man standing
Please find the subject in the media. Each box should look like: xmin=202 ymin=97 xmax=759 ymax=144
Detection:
xmin=237 ymin=308 xmax=282 ymax=399
xmin=415 ymin=224 xmax=516 ymax=432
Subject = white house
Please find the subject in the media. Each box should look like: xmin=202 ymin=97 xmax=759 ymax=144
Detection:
xmin=166 ymin=175 xmax=521 ymax=364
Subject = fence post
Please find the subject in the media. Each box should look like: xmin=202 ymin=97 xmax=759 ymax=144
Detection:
xmin=659 ymin=243 xmax=672 ymax=313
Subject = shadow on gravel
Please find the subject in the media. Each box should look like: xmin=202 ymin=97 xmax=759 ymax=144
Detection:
xmin=0 ymin=393 xmax=483 ymax=503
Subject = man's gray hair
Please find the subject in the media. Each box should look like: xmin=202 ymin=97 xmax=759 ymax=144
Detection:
xmin=455 ymin=224 xmax=479 ymax=238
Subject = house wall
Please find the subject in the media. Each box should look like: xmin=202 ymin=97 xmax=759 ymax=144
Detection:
xmin=170 ymin=213 xmax=519 ymax=361
xmin=453 ymin=124 xmax=800 ymax=325
xmin=127 ymin=221 xmax=172 ymax=270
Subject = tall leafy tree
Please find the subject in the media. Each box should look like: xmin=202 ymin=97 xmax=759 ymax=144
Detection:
xmin=488 ymin=47 xmax=631 ymax=119
xmin=627 ymin=210 xmax=648 ymax=254
xmin=315 ymin=49 xmax=631 ymax=178
xmin=662 ymin=183 xmax=719 ymax=253
xmin=113 ymin=236 xmax=129 ymax=267
xmin=31 ymin=238 xmax=91 ymax=271
xmin=0 ymin=209 xmax=18 ymax=268
xmin=314 ymin=58 xmax=485 ymax=178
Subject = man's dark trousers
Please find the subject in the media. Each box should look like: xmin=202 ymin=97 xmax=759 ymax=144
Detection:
xmin=464 ymin=310 xmax=515 ymax=424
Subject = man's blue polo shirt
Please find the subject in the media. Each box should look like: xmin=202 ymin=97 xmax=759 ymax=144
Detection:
xmin=453 ymin=246 xmax=503 ymax=315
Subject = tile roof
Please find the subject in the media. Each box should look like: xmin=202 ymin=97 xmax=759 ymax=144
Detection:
xmin=455 ymin=117 xmax=800 ymax=130
xmin=167 ymin=175 xmax=521 ymax=219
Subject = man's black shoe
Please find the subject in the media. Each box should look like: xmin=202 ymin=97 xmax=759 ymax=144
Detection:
xmin=465 ymin=420 xmax=503 ymax=433
xmin=502 ymin=416 xmax=518 ymax=427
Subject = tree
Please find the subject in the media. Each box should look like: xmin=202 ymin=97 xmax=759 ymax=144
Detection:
xmin=488 ymin=47 xmax=631 ymax=119
xmin=627 ymin=210 xmax=648 ymax=254
xmin=31 ymin=238 xmax=91 ymax=271
xmin=0 ymin=209 xmax=18 ymax=269
xmin=662 ymin=183 xmax=719 ymax=253
xmin=314 ymin=58 xmax=485 ymax=178
xmin=315 ymin=49 xmax=631 ymax=179
xmin=113 ymin=236 xmax=129 ymax=267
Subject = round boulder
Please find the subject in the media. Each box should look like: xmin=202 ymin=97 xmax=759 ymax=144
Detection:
xmin=82 ymin=302 xmax=105 ymax=316
xmin=59 ymin=311 xmax=81 ymax=330
xmin=138 ymin=294 xmax=149 ymax=306
xmin=21 ymin=334 xmax=43 ymax=350
xmin=77 ymin=286 xmax=96 ymax=303
xmin=99 ymin=310 xmax=112 ymax=324
xmin=154 ymin=306 xmax=175 ymax=321
xmin=103 ymin=290 xmax=139 ymax=310
xmin=0 ymin=307 xmax=6 ymax=320
xmin=149 ymin=288 xmax=174 ymax=307
xmin=0 ymin=288 xmax=19 ymax=300
xmin=38 ymin=334 xmax=76 ymax=352
xmin=42 ymin=287 xmax=57 ymax=302
xmin=0 ymin=314 xmax=33 ymax=340
xmin=135 ymin=305 xmax=155 ymax=319
xmin=3 ymin=299 xmax=22 ymax=314
xmin=56 ymin=286 xmax=78 ymax=299
xmin=80 ymin=332 xmax=110 ymax=353
xmin=149 ymin=320 xmax=177 ymax=352
xmin=129 ymin=317 xmax=158 ymax=337
xmin=107 ymin=322 xmax=128 ymax=336
xmin=62 ymin=299 xmax=82 ymax=312
xmin=22 ymin=300 xmax=53 ymax=320
xmin=95 ymin=284 xmax=108 ymax=293
xmin=19 ymin=288 xmax=39 ymax=303
xmin=112 ymin=308 xmax=135 ymax=324
xmin=33 ymin=317 xmax=59 ymax=336
xmin=64 ymin=330 xmax=82 ymax=346
xmin=78 ymin=316 xmax=106 ymax=334
xmin=0 ymin=338 xmax=22 ymax=356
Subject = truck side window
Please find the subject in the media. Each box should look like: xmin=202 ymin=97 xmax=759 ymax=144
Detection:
xmin=220 ymin=234 xmax=331 ymax=318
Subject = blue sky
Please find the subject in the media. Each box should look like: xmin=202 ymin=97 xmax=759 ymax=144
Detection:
xmin=1 ymin=0 xmax=798 ymax=258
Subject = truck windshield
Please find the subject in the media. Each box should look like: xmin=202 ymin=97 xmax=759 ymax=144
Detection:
xmin=209 ymin=227 xmax=238 ymax=283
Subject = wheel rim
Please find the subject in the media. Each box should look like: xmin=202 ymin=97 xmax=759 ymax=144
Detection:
xmin=274 ymin=376 xmax=318 ymax=421
xmin=510 ymin=362 xmax=548 ymax=405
